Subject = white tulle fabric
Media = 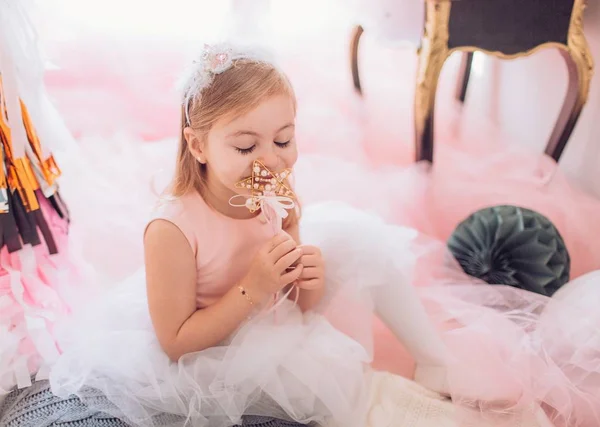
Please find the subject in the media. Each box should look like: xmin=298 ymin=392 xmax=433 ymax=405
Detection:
xmin=48 ymin=202 xmax=418 ymax=427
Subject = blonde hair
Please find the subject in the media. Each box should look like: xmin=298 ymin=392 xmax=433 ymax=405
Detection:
xmin=172 ymin=58 xmax=300 ymax=229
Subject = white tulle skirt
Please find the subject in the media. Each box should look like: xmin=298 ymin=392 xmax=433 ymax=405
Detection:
xmin=48 ymin=202 xmax=418 ymax=427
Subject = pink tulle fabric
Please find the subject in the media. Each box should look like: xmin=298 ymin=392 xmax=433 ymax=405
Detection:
xmin=356 ymin=145 xmax=600 ymax=426
xmin=410 ymin=238 xmax=600 ymax=427
xmin=0 ymin=198 xmax=87 ymax=395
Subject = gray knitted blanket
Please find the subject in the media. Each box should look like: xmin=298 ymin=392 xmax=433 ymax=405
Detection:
xmin=0 ymin=381 xmax=307 ymax=427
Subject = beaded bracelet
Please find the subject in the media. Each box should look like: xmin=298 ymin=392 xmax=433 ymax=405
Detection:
xmin=238 ymin=285 xmax=254 ymax=306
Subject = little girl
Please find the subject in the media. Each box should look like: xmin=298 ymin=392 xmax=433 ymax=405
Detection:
xmin=47 ymin=44 xmax=475 ymax=426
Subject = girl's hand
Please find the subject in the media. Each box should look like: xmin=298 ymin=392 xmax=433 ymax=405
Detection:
xmin=295 ymin=245 xmax=325 ymax=291
xmin=240 ymin=233 xmax=304 ymax=304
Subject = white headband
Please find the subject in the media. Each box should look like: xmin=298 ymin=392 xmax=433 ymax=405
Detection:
xmin=178 ymin=43 xmax=274 ymax=126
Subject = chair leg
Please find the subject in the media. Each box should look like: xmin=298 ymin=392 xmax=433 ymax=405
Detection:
xmin=545 ymin=47 xmax=593 ymax=162
xmin=350 ymin=25 xmax=364 ymax=95
xmin=414 ymin=2 xmax=450 ymax=163
xmin=544 ymin=0 xmax=593 ymax=162
xmin=455 ymin=52 xmax=473 ymax=103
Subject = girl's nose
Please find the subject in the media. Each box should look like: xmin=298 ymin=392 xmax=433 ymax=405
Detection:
xmin=259 ymin=149 xmax=280 ymax=171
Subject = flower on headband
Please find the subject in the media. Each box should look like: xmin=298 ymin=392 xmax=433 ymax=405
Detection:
xmin=179 ymin=43 xmax=275 ymax=125
xmin=184 ymin=44 xmax=234 ymax=104
xmin=200 ymin=44 xmax=233 ymax=74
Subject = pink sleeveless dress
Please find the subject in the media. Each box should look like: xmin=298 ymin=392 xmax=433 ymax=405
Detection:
xmin=152 ymin=191 xmax=276 ymax=309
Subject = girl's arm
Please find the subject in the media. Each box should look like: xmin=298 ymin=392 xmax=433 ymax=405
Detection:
xmin=285 ymin=223 xmax=326 ymax=312
xmin=144 ymin=219 xmax=255 ymax=362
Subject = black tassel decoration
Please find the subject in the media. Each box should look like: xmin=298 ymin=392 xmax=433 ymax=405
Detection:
xmin=0 ymin=75 xmax=69 ymax=256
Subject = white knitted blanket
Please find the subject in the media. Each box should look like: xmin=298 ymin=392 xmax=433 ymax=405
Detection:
xmin=365 ymin=372 xmax=553 ymax=427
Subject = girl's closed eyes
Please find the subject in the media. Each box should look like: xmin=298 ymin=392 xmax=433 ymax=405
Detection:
xmin=235 ymin=145 xmax=256 ymax=155
xmin=235 ymin=140 xmax=292 ymax=155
